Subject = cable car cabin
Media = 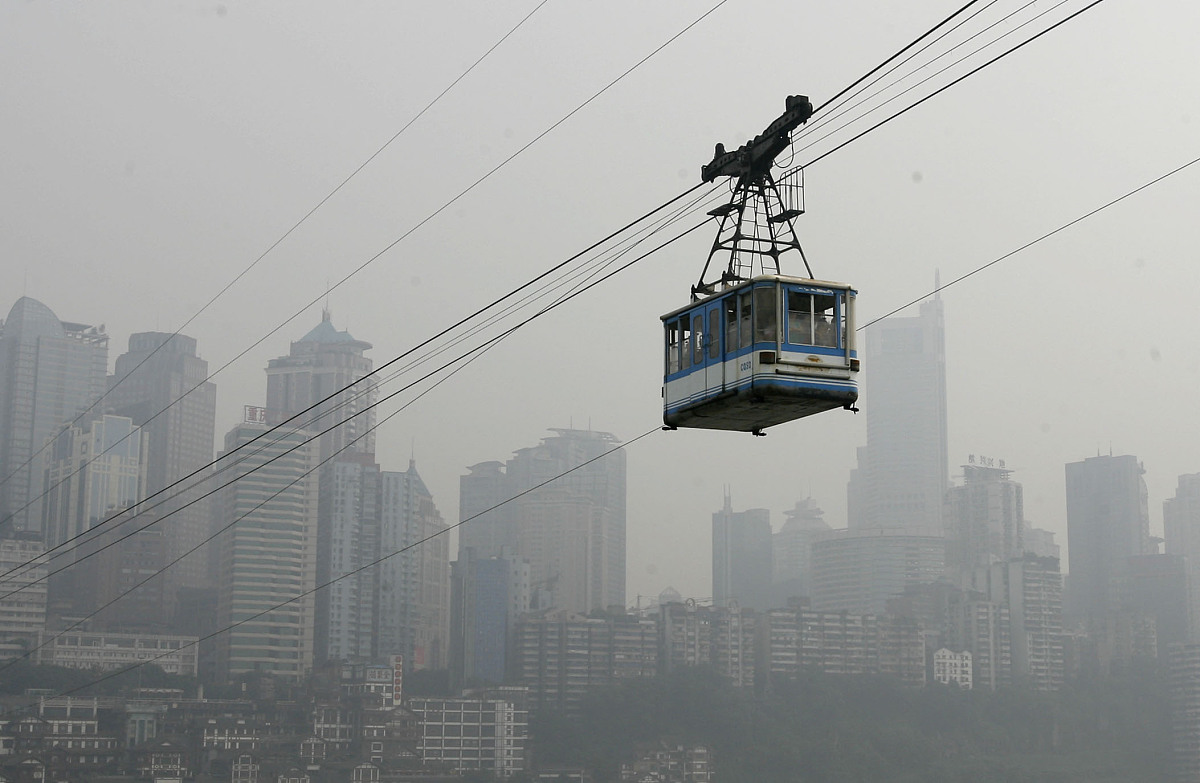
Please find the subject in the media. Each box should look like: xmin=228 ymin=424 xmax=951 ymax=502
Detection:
xmin=661 ymin=275 xmax=859 ymax=433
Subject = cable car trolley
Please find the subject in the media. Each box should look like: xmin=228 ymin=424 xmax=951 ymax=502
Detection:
xmin=662 ymin=94 xmax=859 ymax=434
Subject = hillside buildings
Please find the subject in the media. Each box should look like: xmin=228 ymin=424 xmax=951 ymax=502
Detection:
xmin=514 ymin=611 xmax=657 ymax=713
xmin=409 ymin=693 xmax=529 ymax=776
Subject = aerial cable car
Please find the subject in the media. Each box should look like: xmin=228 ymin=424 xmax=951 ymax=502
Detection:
xmin=662 ymin=94 xmax=859 ymax=435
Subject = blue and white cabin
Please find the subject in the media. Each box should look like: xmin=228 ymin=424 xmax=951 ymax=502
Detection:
xmin=661 ymin=275 xmax=859 ymax=433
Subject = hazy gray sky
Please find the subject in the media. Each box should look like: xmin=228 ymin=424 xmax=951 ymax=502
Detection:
xmin=3 ymin=0 xmax=1199 ymax=601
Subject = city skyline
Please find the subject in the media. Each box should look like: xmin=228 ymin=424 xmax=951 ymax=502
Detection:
xmin=5 ymin=290 xmax=1197 ymax=604
xmin=6 ymin=1 xmax=1200 ymax=606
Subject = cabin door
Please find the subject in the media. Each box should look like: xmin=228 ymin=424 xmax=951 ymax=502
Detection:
xmin=703 ymin=301 xmax=725 ymax=393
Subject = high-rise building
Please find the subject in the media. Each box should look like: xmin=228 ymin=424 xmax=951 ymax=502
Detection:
xmin=450 ymin=547 xmax=530 ymax=690
xmin=949 ymin=595 xmax=1012 ymax=691
xmin=847 ymin=293 xmax=947 ymax=532
xmin=264 ymin=310 xmax=376 ymax=462
xmin=458 ymin=461 xmax=520 ymax=561
xmin=377 ymin=461 xmax=450 ymax=670
xmin=71 ymin=509 xmax=167 ymax=632
xmin=0 ymin=297 xmax=108 ymax=534
xmin=1166 ymin=473 xmax=1200 ymax=641
xmin=1169 ymin=643 xmax=1200 ymax=782
xmin=458 ymin=429 xmax=625 ymax=614
xmin=41 ymin=414 xmax=147 ymax=551
xmin=106 ymin=332 xmax=216 ymax=593
xmin=1065 ymin=454 xmax=1151 ymax=624
xmin=771 ymin=498 xmax=832 ymax=603
xmin=985 ymin=555 xmax=1064 ymax=691
xmin=214 ymin=421 xmax=318 ymax=682
xmin=266 ymin=313 xmax=386 ymax=667
xmin=712 ymin=497 xmax=772 ymax=611
xmin=944 ymin=459 xmax=1024 ymax=579
xmin=317 ymin=454 xmax=380 ymax=663
xmin=810 ymin=528 xmax=945 ymax=615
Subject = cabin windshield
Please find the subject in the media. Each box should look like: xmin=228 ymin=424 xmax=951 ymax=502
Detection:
xmin=787 ymin=289 xmax=841 ymax=348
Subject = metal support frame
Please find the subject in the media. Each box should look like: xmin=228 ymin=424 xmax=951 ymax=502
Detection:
xmin=691 ymin=95 xmax=815 ymax=301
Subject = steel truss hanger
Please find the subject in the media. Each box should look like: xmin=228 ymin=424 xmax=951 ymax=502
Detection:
xmin=692 ymin=95 xmax=815 ymax=301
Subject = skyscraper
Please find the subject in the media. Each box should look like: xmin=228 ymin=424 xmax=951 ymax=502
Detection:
xmin=944 ymin=459 xmax=1024 ymax=579
xmin=106 ymin=332 xmax=216 ymax=592
xmin=810 ymin=528 xmax=946 ymax=615
xmin=451 ymin=547 xmax=531 ymax=689
xmin=459 ymin=429 xmax=625 ymax=614
xmin=214 ymin=421 xmax=318 ymax=682
xmin=317 ymin=454 xmax=381 ymax=663
xmin=1164 ymin=473 xmax=1200 ymax=640
xmin=711 ymin=497 xmax=772 ymax=611
xmin=377 ymin=461 xmax=450 ymax=670
xmin=41 ymin=414 xmax=147 ymax=551
xmin=0 ymin=297 xmax=108 ymax=534
xmin=1064 ymin=454 xmax=1151 ymax=624
xmin=267 ymin=312 xmax=381 ymax=666
xmin=985 ymin=555 xmax=1064 ymax=691
xmin=772 ymin=497 xmax=832 ymax=603
xmin=847 ymin=294 xmax=947 ymax=532
xmin=265 ymin=309 xmax=376 ymax=461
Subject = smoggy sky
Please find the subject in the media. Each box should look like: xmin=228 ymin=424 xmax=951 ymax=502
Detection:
xmin=3 ymin=0 xmax=1199 ymax=601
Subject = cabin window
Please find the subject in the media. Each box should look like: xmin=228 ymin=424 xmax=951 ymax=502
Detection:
xmin=787 ymin=290 xmax=843 ymax=348
xmin=739 ymin=292 xmax=753 ymax=348
xmin=814 ymin=293 xmax=837 ymax=347
xmin=725 ymin=298 xmax=739 ymax=352
xmin=787 ymin=291 xmax=812 ymax=344
xmin=666 ymin=320 xmax=681 ymax=374
xmin=840 ymin=296 xmax=851 ymax=351
xmin=692 ymin=313 xmax=704 ymax=366
xmin=753 ymin=287 xmax=776 ymax=343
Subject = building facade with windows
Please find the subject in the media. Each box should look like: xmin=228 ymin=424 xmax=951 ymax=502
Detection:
xmin=0 ymin=297 xmax=108 ymax=534
xmin=214 ymin=422 xmax=318 ymax=682
xmin=408 ymin=695 xmax=528 ymax=777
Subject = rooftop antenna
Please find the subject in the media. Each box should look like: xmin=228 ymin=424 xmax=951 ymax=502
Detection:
xmin=934 ymin=268 xmax=942 ymax=299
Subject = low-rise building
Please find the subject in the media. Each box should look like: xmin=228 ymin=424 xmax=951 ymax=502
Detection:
xmin=34 ymin=630 xmax=198 ymax=676
xmin=408 ymin=694 xmax=528 ymax=777
xmin=933 ymin=648 xmax=973 ymax=689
